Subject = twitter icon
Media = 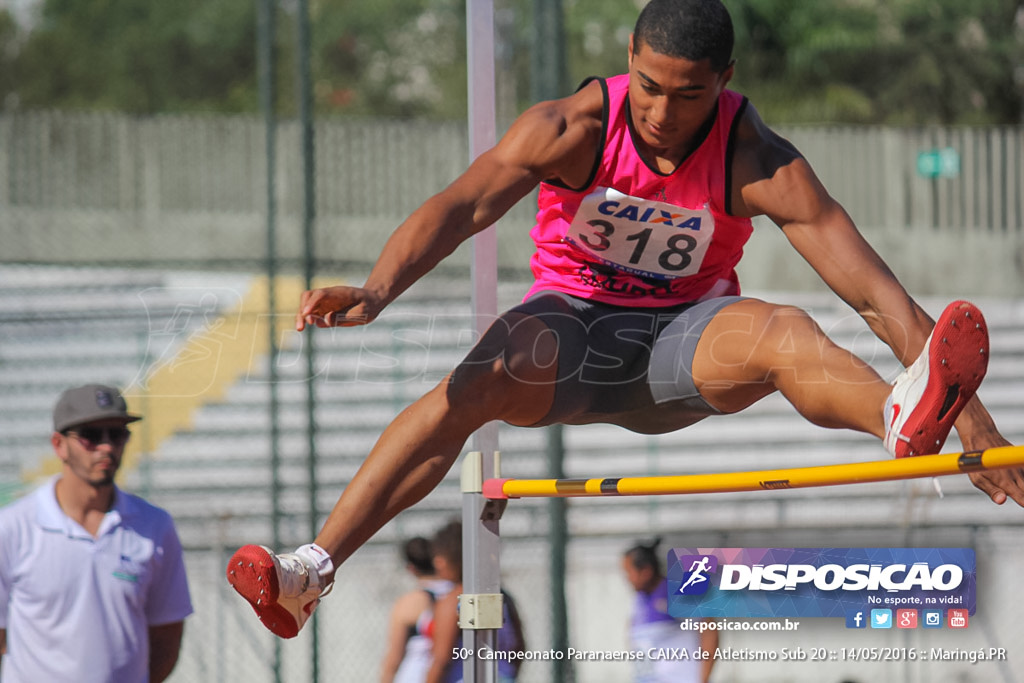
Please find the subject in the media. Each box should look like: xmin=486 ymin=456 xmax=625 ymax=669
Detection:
xmin=870 ymin=609 xmax=893 ymax=629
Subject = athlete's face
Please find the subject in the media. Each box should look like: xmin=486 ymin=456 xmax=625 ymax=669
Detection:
xmin=53 ymin=418 xmax=131 ymax=488
xmin=627 ymin=36 xmax=733 ymax=158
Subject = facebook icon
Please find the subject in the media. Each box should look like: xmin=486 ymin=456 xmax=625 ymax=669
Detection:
xmin=845 ymin=610 xmax=867 ymax=629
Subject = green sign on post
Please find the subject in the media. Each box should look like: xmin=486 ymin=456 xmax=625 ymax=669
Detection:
xmin=916 ymin=147 xmax=960 ymax=179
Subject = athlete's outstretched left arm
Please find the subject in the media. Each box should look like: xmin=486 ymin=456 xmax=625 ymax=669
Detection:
xmin=730 ymin=104 xmax=1021 ymax=506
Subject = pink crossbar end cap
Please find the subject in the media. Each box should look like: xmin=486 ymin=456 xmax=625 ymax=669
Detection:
xmin=483 ymin=478 xmax=511 ymax=499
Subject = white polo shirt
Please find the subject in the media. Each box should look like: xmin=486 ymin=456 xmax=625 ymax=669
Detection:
xmin=0 ymin=477 xmax=193 ymax=683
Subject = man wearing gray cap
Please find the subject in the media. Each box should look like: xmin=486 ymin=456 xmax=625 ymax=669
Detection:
xmin=0 ymin=385 xmax=193 ymax=683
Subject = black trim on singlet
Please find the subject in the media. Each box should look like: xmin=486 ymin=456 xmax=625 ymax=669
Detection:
xmin=723 ymin=96 xmax=750 ymax=217
xmin=625 ymin=95 xmax=719 ymax=178
xmin=541 ymin=76 xmax=609 ymax=193
xmin=404 ymin=587 xmax=440 ymax=641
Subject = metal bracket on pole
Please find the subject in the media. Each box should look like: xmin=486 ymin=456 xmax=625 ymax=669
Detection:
xmin=458 ymin=592 xmax=505 ymax=630
xmin=462 ymin=450 xmax=507 ymax=521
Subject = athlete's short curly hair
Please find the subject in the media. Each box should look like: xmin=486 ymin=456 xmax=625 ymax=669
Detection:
xmin=633 ymin=0 xmax=734 ymax=73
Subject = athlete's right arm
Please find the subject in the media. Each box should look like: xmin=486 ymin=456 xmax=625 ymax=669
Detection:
xmin=296 ymin=83 xmax=604 ymax=330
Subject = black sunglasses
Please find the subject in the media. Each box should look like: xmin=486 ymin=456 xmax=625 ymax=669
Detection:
xmin=65 ymin=426 xmax=132 ymax=448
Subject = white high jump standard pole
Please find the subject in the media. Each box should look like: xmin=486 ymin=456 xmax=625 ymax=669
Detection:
xmin=463 ymin=2 xmax=502 ymax=682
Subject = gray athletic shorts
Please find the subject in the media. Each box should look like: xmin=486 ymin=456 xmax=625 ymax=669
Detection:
xmin=510 ymin=291 xmax=747 ymax=434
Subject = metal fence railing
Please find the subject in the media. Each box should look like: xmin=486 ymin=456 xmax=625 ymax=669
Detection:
xmin=2 ymin=113 xmax=1021 ymax=269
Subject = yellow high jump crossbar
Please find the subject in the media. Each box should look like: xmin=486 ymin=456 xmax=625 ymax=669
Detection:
xmin=481 ymin=445 xmax=1024 ymax=499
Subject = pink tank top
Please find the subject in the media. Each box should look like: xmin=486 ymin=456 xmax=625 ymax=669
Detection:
xmin=525 ymin=74 xmax=753 ymax=306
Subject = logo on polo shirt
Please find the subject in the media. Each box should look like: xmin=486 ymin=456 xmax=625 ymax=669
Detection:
xmin=113 ymin=554 xmax=143 ymax=583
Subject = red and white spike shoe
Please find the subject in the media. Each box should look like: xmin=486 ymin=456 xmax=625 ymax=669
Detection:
xmin=884 ymin=301 xmax=989 ymax=458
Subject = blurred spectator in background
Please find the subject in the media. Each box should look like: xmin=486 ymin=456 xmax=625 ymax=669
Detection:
xmin=426 ymin=520 xmax=525 ymax=683
xmin=0 ymin=384 xmax=193 ymax=683
xmin=623 ymin=538 xmax=717 ymax=683
xmin=381 ymin=535 xmax=455 ymax=683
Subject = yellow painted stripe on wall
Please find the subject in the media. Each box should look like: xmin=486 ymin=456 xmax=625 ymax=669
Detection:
xmin=26 ymin=275 xmax=331 ymax=482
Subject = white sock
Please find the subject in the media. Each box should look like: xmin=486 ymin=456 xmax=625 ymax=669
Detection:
xmin=295 ymin=543 xmax=335 ymax=582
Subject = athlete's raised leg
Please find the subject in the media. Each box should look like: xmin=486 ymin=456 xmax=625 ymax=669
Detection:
xmin=691 ymin=299 xmax=891 ymax=433
xmin=227 ymin=311 xmax=559 ymax=637
xmin=689 ymin=298 xmax=988 ymax=455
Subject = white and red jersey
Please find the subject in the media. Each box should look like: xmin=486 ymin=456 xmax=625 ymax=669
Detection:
xmin=525 ymin=74 xmax=754 ymax=306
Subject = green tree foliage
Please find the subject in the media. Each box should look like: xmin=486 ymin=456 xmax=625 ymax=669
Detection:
xmin=875 ymin=0 xmax=1021 ymax=124
xmin=728 ymin=0 xmax=1022 ymax=124
xmin=0 ymin=9 xmax=19 ymax=105
xmin=2 ymin=0 xmax=1021 ymax=124
xmin=561 ymin=0 xmax=638 ymax=91
xmin=729 ymin=0 xmax=881 ymax=122
xmin=310 ymin=0 xmax=467 ymax=118
xmin=10 ymin=0 xmax=258 ymax=113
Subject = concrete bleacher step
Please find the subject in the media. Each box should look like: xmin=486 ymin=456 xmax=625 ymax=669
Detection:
xmin=0 ymin=265 xmax=255 ymax=486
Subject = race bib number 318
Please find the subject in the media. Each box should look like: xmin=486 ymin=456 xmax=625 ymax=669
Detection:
xmin=564 ymin=187 xmax=715 ymax=280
